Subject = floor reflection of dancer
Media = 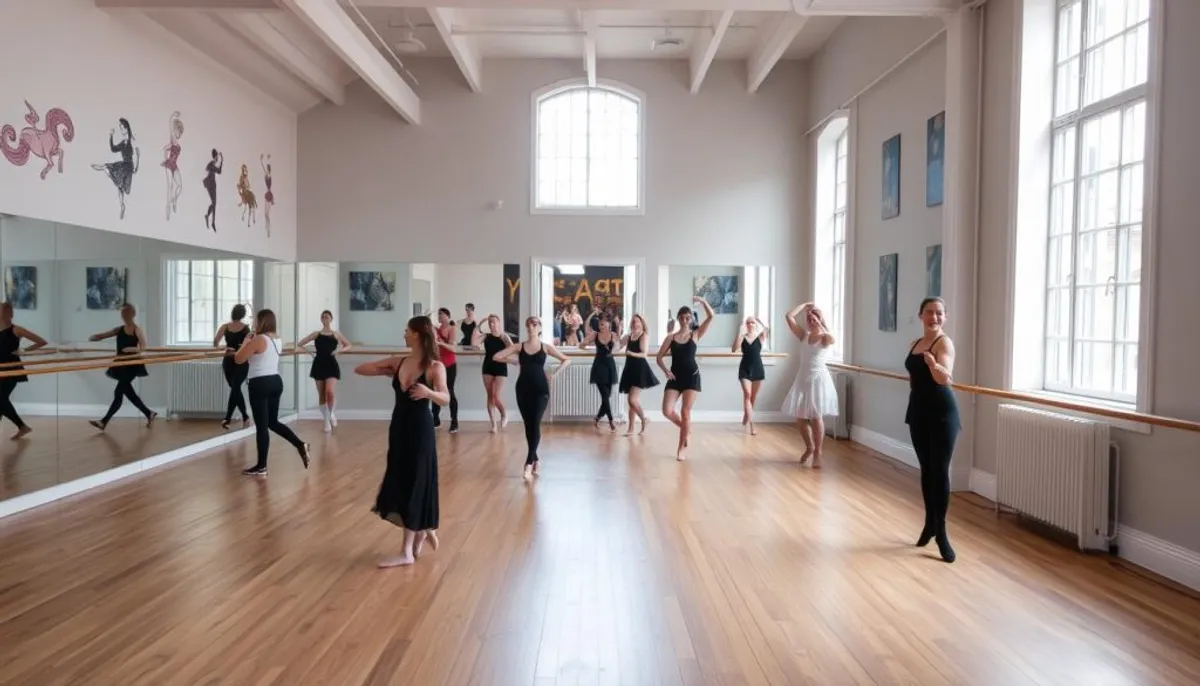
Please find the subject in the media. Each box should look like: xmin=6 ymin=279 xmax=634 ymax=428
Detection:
xmin=203 ymin=148 xmax=223 ymax=231
xmin=162 ymin=112 xmax=183 ymax=221
xmin=298 ymin=311 xmax=352 ymax=433
xmin=433 ymin=308 xmax=459 ymax=433
xmin=580 ymin=314 xmax=618 ymax=432
xmin=213 ymin=304 xmax=250 ymax=430
xmin=493 ymin=317 xmax=570 ymax=481
xmin=236 ymin=309 xmax=310 ymax=476
xmin=354 ymin=315 xmax=448 ymax=567
xmin=618 ymin=313 xmax=657 ymax=436
xmin=782 ymin=303 xmax=838 ymax=468
xmin=657 ymin=297 xmax=714 ymax=461
xmin=733 ymin=316 xmax=769 ymax=435
xmin=88 ymin=304 xmax=156 ymax=431
xmin=0 ymin=302 xmax=47 ymax=440
xmin=472 ymin=314 xmax=514 ymax=432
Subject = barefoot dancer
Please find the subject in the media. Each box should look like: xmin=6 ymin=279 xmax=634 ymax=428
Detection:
xmin=580 ymin=313 xmax=618 ymax=432
xmin=618 ymin=313 xmax=657 ymax=436
xmin=472 ymin=314 xmax=514 ymax=432
xmin=0 ymin=302 xmax=47 ymax=440
xmin=657 ymin=297 xmax=714 ymax=461
xmin=493 ymin=317 xmax=570 ymax=481
xmin=733 ymin=316 xmax=769 ymax=435
xmin=782 ymin=303 xmax=838 ymax=468
xmin=355 ymin=315 xmax=449 ymax=567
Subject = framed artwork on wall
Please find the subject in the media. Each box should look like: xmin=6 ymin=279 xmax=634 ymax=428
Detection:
xmin=882 ymin=134 xmax=901 ymax=220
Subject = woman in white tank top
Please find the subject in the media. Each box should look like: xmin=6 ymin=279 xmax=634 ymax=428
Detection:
xmin=234 ymin=308 xmax=310 ymax=476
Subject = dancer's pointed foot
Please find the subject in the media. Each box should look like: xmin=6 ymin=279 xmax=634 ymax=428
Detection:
xmin=378 ymin=554 xmax=415 ymax=568
xmin=11 ymin=425 xmax=32 ymax=440
xmin=799 ymin=450 xmax=812 ymax=465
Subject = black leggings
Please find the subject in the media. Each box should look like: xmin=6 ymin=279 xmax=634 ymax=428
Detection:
xmin=102 ymin=378 xmax=153 ymax=424
xmin=909 ymin=419 xmax=960 ymax=532
xmin=223 ymin=360 xmax=249 ymax=422
xmin=247 ymin=374 xmax=305 ymax=468
xmin=594 ymin=383 xmax=613 ymax=422
xmin=432 ymin=363 xmax=457 ymax=425
xmin=0 ymin=379 xmax=26 ymax=429
xmin=516 ymin=392 xmax=548 ymax=465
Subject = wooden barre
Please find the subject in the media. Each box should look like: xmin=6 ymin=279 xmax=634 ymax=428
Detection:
xmin=0 ymin=349 xmax=307 ymax=380
xmin=325 ymin=348 xmax=789 ymax=358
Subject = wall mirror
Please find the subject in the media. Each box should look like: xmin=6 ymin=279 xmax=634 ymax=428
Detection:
xmin=658 ymin=265 xmax=777 ymax=351
xmin=529 ymin=258 xmax=642 ymax=347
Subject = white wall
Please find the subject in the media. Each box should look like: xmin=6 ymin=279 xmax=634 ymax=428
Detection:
xmin=0 ymin=0 xmax=297 ymax=261
xmin=433 ymin=263 xmax=504 ymax=325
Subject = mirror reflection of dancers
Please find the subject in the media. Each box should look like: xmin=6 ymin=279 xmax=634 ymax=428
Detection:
xmin=657 ymin=297 xmax=714 ymax=460
xmin=733 ymin=316 xmax=769 ymax=435
xmin=162 ymin=112 xmax=183 ymax=221
xmin=433 ymin=308 xmax=459 ymax=433
xmin=88 ymin=304 xmax=156 ymax=431
xmin=458 ymin=303 xmax=477 ymax=346
xmin=0 ymin=302 xmax=47 ymax=440
xmin=493 ymin=317 xmax=570 ymax=481
xmin=213 ymin=304 xmax=251 ymax=430
xmin=354 ymin=316 xmax=449 ymax=567
xmin=297 ymin=310 xmax=352 ymax=433
xmin=472 ymin=314 xmax=513 ymax=432
xmin=617 ymin=314 xmax=657 ymax=436
xmin=235 ymin=309 xmax=311 ymax=476
xmin=260 ymin=154 xmax=273 ymax=236
xmin=580 ymin=314 xmax=618 ymax=432
xmin=91 ymin=118 xmax=139 ymax=220
xmin=559 ymin=303 xmax=583 ymax=346
xmin=905 ymin=297 xmax=960 ymax=563
xmin=782 ymin=303 xmax=838 ymax=467
xmin=203 ymin=149 xmax=223 ymax=231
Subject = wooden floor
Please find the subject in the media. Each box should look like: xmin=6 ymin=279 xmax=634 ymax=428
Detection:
xmin=1 ymin=420 xmax=1198 ymax=685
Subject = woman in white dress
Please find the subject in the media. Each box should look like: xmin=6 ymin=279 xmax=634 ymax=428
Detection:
xmin=782 ymin=302 xmax=838 ymax=468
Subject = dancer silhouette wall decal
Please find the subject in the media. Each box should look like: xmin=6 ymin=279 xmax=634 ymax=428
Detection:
xmin=162 ymin=112 xmax=184 ymax=221
xmin=92 ymin=118 xmax=139 ymax=220
xmin=203 ymin=148 xmax=222 ymax=231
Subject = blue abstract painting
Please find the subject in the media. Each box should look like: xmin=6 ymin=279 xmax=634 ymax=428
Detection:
xmin=879 ymin=253 xmax=898 ymax=332
xmin=926 ymin=244 xmax=942 ymax=298
xmin=927 ymin=111 xmax=945 ymax=207
xmin=882 ymin=134 xmax=901 ymax=220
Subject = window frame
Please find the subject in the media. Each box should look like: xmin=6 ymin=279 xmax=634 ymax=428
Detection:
xmin=165 ymin=257 xmax=256 ymax=347
xmin=811 ymin=113 xmax=853 ymax=363
xmin=529 ymin=78 xmax=647 ymax=216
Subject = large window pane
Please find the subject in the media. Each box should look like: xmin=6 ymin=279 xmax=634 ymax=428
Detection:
xmin=535 ymin=86 xmax=641 ymax=209
xmin=1058 ymin=1 xmax=1083 ymax=61
xmin=1055 ymin=58 xmax=1081 ymax=117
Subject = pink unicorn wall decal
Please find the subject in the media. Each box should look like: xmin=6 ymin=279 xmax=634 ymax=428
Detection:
xmin=1 ymin=101 xmax=75 ymax=179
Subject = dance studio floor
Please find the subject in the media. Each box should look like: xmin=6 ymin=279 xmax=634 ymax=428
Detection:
xmin=0 ymin=421 xmax=1197 ymax=685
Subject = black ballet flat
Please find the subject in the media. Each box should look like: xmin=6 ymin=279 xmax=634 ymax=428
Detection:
xmin=242 ymin=465 xmax=267 ymax=476
xmin=936 ymin=534 xmax=956 ymax=563
xmin=916 ymin=525 xmax=934 ymax=547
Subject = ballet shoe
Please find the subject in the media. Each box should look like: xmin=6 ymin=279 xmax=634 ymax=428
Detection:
xmin=916 ymin=524 xmax=934 ymax=547
xmin=935 ymin=532 xmax=956 ymax=563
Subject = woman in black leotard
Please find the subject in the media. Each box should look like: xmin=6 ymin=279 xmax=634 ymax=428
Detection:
xmin=88 ymin=304 xmax=157 ymax=431
xmin=656 ymin=297 xmax=715 ymax=460
xmin=0 ymin=302 xmax=47 ymax=440
xmin=298 ymin=311 xmax=352 ymax=433
xmin=580 ymin=314 xmax=618 ymax=432
xmin=493 ymin=317 xmax=570 ymax=481
xmin=472 ymin=314 xmax=515 ymax=432
xmin=458 ymin=303 xmax=477 ymax=346
xmin=213 ymin=304 xmax=251 ymax=430
xmin=354 ymin=315 xmax=450 ymax=568
xmin=905 ymin=297 xmax=961 ymax=563
xmin=732 ymin=316 xmax=769 ymax=434
xmin=618 ymin=314 xmax=657 ymax=436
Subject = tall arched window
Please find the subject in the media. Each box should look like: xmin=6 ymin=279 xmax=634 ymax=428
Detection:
xmin=813 ymin=115 xmax=850 ymax=361
xmin=533 ymin=81 xmax=643 ymax=213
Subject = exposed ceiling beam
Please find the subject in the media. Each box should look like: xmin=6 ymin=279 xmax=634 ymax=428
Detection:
xmin=280 ymin=0 xmax=420 ymax=123
xmin=796 ymin=0 xmax=958 ymax=15
xmin=689 ymin=10 xmax=733 ymax=94
xmin=580 ymin=10 xmax=598 ymax=87
xmin=427 ymin=7 xmax=483 ymax=92
xmin=95 ymin=0 xmax=278 ymax=9
xmin=347 ymin=0 xmax=957 ymax=11
xmin=747 ymin=12 xmax=807 ymax=93
xmin=220 ymin=13 xmax=346 ymax=105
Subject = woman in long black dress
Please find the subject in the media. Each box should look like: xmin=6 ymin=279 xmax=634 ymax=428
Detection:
xmin=472 ymin=314 xmax=514 ymax=432
xmin=298 ymin=310 xmax=352 ymax=433
xmin=213 ymin=303 xmax=251 ymax=430
xmin=657 ymin=297 xmax=714 ymax=460
xmin=354 ymin=315 xmax=450 ymax=568
xmin=493 ymin=317 xmax=570 ymax=481
xmin=618 ymin=314 xmax=657 ymax=436
xmin=88 ymin=304 xmax=157 ymax=431
xmin=580 ymin=314 xmax=618 ymax=432
xmin=0 ymin=302 xmax=48 ymax=440
xmin=733 ymin=316 xmax=769 ymax=435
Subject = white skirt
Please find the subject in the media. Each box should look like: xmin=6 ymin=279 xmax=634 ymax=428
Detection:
xmin=782 ymin=368 xmax=840 ymax=419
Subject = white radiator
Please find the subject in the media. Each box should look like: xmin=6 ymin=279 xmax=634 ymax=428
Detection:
xmin=825 ymin=371 xmax=850 ymax=439
xmin=168 ymin=360 xmax=233 ymax=417
xmin=996 ymin=404 xmax=1117 ymax=551
xmin=549 ymin=362 xmax=627 ymax=421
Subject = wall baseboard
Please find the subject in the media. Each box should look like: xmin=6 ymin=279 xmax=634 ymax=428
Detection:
xmin=1117 ymin=526 xmax=1200 ymax=593
xmin=300 ymin=409 xmax=798 ymax=424
xmin=849 ymin=425 xmax=918 ymax=469
xmin=15 ymin=402 xmax=170 ymax=419
xmin=969 ymin=468 xmax=997 ymax=502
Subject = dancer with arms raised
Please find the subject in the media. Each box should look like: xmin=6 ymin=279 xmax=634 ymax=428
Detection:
xmin=782 ymin=303 xmax=838 ymax=467
xmin=657 ymin=297 xmax=714 ymax=460
xmin=617 ymin=314 xmax=657 ymax=436
xmin=733 ymin=316 xmax=769 ymax=434
xmin=492 ymin=317 xmax=570 ymax=481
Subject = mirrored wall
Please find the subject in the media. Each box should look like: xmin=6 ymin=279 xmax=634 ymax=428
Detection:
xmin=658 ymin=264 xmax=777 ymax=350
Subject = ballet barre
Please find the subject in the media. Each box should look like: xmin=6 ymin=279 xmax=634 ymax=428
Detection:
xmin=827 ymin=362 xmax=1200 ymax=434
xmin=330 ymin=347 xmax=789 ymax=358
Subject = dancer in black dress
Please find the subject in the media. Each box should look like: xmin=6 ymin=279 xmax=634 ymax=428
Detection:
xmin=213 ymin=304 xmax=251 ymax=430
xmin=580 ymin=314 xmax=618 ymax=432
xmin=618 ymin=314 xmax=657 ymax=436
xmin=657 ymin=297 xmax=714 ymax=460
xmin=298 ymin=310 xmax=352 ymax=433
xmin=354 ymin=315 xmax=449 ymax=568
xmin=235 ymin=309 xmax=311 ymax=476
xmin=92 ymin=118 xmax=139 ymax=220
xmin=905 ymin=297 xmax=961 ymax=563
xmin=0 ymin=302 xmax=47 ymax=440
xmin=88 ymin=304 xmax=157 ymax=430
xmin=458 ymin=303 xmax=477 ymax=346
xmin=493 ymin=317 xmax=570 ymax=481
xmin=733 ymin=316 xmax=769 ymax=435
xmin=203 ymin=149 xmax=223 ymax=231
xmin=472 ymin=314 xmax=514 ymax=432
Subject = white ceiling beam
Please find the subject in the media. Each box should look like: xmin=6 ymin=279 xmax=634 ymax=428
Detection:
xmin=95 ymin=0 xmax=278 ymax=9
xmin=689 ymin=10 xmax=733 ymax=94
xmin=580 ymin=10 xmax=598 ymax=87
xmin=280 ymin=0 xmax=420 ymax=123
xmin=219 ymin=13 xmax=346 ymax=105
xmin=746 ymin=12 xmax=807 ymax=93
xmin=347 ymin=0 xmax=956 ymax=11
xmin=796 ymin=0 xmax=958 ymax=15
xmin=427 ymin=7 xmax=483 ymax=92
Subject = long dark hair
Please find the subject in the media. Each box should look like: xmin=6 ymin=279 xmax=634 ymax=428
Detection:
xmin=408 ymin=316 xmax=438 ymax=367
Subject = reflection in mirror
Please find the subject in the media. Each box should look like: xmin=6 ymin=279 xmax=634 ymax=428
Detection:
xmin=530 ymin=261 xmax=640 ymax=347
xmin=659 ymin=265 xmax=776 ymax=350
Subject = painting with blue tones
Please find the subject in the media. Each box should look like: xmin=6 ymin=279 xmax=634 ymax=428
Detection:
xmin=879 ymin=254 xmax=897 ymax=332
xmin=927 ymin=111 xmax=945 ymax=207
xmin=348 ymin=271 xmax=396 ymax=311
xmin=927 ymin=244 xmax=942 ymax=297
xmin=86 ymin=267 xmax=127 ymax=310
xmin=693 ymin=275 xmax=739 ymax=315
xmin=882 ymin=134 xmax=901 ymax=219
xmin=4 ymin=266 xmax=37 ymax=310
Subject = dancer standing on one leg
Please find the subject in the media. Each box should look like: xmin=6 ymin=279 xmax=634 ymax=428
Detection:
xmin=472 ymin=314 xmax=513 ymax=432
xmin=657 ymin=297 xmax=714 ymax=461
xmin=782 ymin=303 xmax=838 ymax=467
xmin=88 ymin=304 xmax=157 ymax=431
xmin=236 ymin=309 xmax=310 ymax=476
xmin=354 ymin=316 xmax=449 ymax=568
xmin=618 ymin=314 xmax=657 ymax=437
xmin=213 ymin=304 xmax=251 ymax=430
xmin=298 ymin=311 xmax=351 ymax=433
xmin=580 ymin=314 xmax=618 ymax=432
xmin=0 ymin=302 xmax=47 ymax=440
xmin=432 ymin=308 xmax=460 ymax=433
xmin=493 ymin=317 xmax=570 ymax=481
xmin=905 ymin=297 xmax=960 ymax=563
xmin=733 ymin=316 xmax=768 ymax=435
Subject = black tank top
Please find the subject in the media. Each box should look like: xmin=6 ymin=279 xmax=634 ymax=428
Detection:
xmin=517 ymin=343 xmax=549 ymax=394
xmin=594 ymin=335 xmax=614 ymax=361
xmin=670 ymin=335 xmax=698 ymax=378
xmin=459 ymin=321 xmax=477 ymax=346
xmin=740 ymin=337 xmax=762 ymax=362
xmin=904 ymin=335 xmax=960 ymax=426
xmin=115 ymin=326 xmax=138 ymax=356
xmin=483 ymin=334 xmax=505 ymax=363
xmin=314 ymin=332 xmax=338 ymax=358
xmin=627 ymin=335 xmax=643 ymax=354
xmin=224 ymin=326 xmax=249 ymax=351
xmin=0 ymin=327 xmax=20 ymax=364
